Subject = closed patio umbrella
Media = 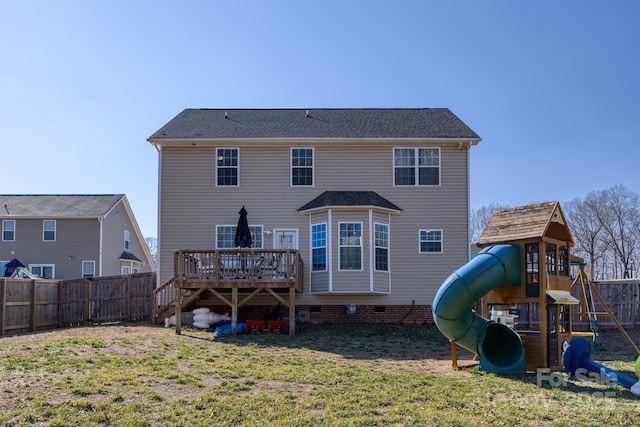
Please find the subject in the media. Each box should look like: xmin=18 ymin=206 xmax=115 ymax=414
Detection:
xmin=234 ymin=206 xmax=252 ymax=248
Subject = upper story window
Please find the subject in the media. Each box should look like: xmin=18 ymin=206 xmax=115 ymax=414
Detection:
xmin=374 ymin=223 xmax=389 ymax=271
xmin=124 ymin=230 xmax=130 ymax=250
xmin=2 ymin=220 xmax=15 ymax=241
xmin=525 ymin=242 xmax=540 ymax=298
xmin=82 ymin=261 xmax=96 ymax=278
xmin=43 ymin=220 xmax=56 ymax=241
xmin=291 ymin=148 xmax=313 ymax=186
xmin=339 ymin=222 xmax=362 ymax=270
xmin=217 ymin=148 xmax=239 ymax=186
xmin=394 ymin=148 xmax=440 ymax=186
xmin=419 ymin=229 xmax=442 ymax=253
xmin=216 ymin=225 xmax=263 ymax=249
xmin=311 ymin=223 xmax=327 ymax=272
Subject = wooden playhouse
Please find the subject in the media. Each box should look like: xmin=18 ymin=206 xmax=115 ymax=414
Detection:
xmin=476 ymin=201 xmax=579 ymax=372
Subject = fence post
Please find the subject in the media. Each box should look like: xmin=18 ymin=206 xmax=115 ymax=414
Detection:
xmin=30 ymin=280 xmax=37 ymax=332
xmin=84 ymin=279 xmax=91 ymax=324
xmin=58 ymin=280 xmax=64 ymax=328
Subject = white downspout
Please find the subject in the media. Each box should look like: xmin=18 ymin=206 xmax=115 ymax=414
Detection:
xmin=98 ymin=216 xmax=104 ymax=276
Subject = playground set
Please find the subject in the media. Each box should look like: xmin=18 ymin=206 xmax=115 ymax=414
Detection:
xmin=432 ymin=201 xmax=640 ymax=396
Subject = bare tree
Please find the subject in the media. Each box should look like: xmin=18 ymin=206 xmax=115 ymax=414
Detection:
xmin=564 ymin=198 xmax=607 ymax=279
xmin=470 ymin=203 xmax=511 ymax=245
xmin=584 ymin=184 xmax=638 ymax=278
xmin=145 ymin=237 xmax=158 ymax=267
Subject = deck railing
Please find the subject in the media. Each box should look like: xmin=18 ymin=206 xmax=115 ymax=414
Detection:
xmin=173 ymin=249 xmax=303 ymax=290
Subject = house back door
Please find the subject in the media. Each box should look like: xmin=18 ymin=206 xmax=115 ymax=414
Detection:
xmin=274 ymin=230 xmax=298 ymax=250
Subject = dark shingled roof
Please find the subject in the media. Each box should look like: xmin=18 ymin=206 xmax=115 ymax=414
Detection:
xmin=148 ymin=108 xmax=480 ymax=140
xmin=0 ymin=195 xmax=124 ymax=217
xmin=298 ymin=191 xmax=401 ymax=212
xmin=119 ymin=251 xmax=142 ymax=262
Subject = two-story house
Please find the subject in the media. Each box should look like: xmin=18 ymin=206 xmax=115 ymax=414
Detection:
xmin=0 ymin=194 xmax=154 ymax=279
xmin=148 ymin=108 xmax=480 ymax=323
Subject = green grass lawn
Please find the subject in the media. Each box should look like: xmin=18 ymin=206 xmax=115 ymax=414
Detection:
xmin=0 ymin=322 xmax=639 ymax=426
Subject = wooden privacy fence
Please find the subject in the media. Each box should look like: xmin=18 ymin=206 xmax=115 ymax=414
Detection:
xmin=572 ymin=279 xmax=640 ymax=328
xmin=0 ymin=272 xmax=155 ymax=336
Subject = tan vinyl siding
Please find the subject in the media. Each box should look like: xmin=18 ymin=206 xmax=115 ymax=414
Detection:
xmin=158 ymin=143 xmax=471 ymax=305
xmin=102 ymin=202 xmax=152 ymax=276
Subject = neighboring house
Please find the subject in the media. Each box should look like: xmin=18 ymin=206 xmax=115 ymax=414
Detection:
xmin=0 ymin=195 xmax=155 ymax=280
xmin=148 ymin=108 xmax=481 ymax=322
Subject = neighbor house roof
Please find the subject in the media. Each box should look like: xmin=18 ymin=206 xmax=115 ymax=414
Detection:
xmin=298 ymin=191 xmax=402 ymax=213
xmin=147 ymin=108 xmax=481 ymax=141
xmin=0 ymin=195 xmax=125 ymax=218
xmin=476 ymin=201 xmax=573 ymax=246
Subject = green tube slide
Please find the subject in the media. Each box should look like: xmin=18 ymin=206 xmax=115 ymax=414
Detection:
xmin=432 ymin=244 xmax=526 ymax=375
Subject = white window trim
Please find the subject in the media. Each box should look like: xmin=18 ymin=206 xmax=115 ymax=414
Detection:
xmin=393 ymin=147 xmax=441 ymax=187
xmin=419 ymin=229 xmax=443 ymax=254
xmin=216 ymin=147 xmax=240 ymax=187
xmin=373 ymin=222 xmax=389 ymax=272
xmin=215 ymin=224 xmax=264 ymax=249
xmin=311 ymin=222 xmax=327 ymax=272
xmin=29 ymin=264 xmax=55 ymax=279
xmin=338 ymin=221 xmax=363 ymax=271
xmin=82 ymin=260 xmax=96 ymax=278
xmin=290 ymin=147 xmax=314 ymax=187
xmin=124 ymin=230 xmax=130 ymax=250
xmin=2 ymin=220 xmax=15 ymax=242
xmin=43 ymin=220 xmax=56 ymax=242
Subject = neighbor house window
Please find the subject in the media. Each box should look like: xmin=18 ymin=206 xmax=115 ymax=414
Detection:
xmin=374 ymin=223 xmax=389 ymax=271
xmin=394 ymin=148 xmax=440 ymax=186
xmin=124 ymin=230 xmax=130 ymax=250
xmin=339 ymin=222 xmax=362 ymax=270
xmin=122 ymin=266 xmax=131 ymax=275
xmin=291 ymin=148 xmax=313 ymax=186
xmin=311 ymin=223 xmax=327 ymax=271
xmin=82 ymin=261 xmax=95 ymax=278
xmin=30 ymin=264 xmax=54 ymax=279
xmin=217 ymin=148 xmax=239 ymax=186
xmin=216 ymin=225 xmax=263 ymax=248
xmin=43 ymin=220 xmax=56 ymax=241
xmin=419 ymin=229 xmax=442 ymax=253
xmin=2 ymin=220 xmax=15 ymax=241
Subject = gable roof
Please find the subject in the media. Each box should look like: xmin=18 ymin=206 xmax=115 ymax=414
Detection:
xmin=148 ymin=108 xmax=481 ymax=141
xmin=0 ymin=195 xmax=125 ymax=218
xmin=476 ymin=201 xmax=573 ymax=246
xmin=298 ymin=191 xmax=402 ymax=213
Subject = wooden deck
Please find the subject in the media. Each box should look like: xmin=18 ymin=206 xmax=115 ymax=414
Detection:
xmin=152 ymin=249 xmax=303 ymax=336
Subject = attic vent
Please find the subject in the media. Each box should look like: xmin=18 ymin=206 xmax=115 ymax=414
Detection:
xmin=305 ymin=110 xmax=310 ymax=117
xmin=224 ymin=111 xmax=228 ymax=119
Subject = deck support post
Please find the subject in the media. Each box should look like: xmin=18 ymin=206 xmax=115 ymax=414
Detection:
xmin=231 ymin=287 xmax=238 ymax=335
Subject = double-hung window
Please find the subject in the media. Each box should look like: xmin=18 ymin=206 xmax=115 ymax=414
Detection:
xmin=394 ymin=148 xmax=440 ymax=186
xmin=339 ymin=222 xmax=362 ymax=270
xmin=216 ymin=225 xmax=263 ymax=249
xmin=43 ymin=220 xmax=56 ymax=241
xmin=419 ymin=229 xmax=442 ymax=253
xmin=374 ymin=223 xmax=389 ymax=271
xmin=217 ymin=148 xmax=239 ymax=186
xmin=2 ymin=220 xmax=15 ymax=241
xmin=291 ymin=148 xmax=313 ymax=186
xmin=311 ymin=223 xmax=327 ymax=271
xmin=124 ymin=230 xmax=130 ymax=250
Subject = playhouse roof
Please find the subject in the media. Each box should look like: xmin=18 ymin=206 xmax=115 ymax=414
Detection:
xmin=476 ymin=201 xmax=574 ymax=246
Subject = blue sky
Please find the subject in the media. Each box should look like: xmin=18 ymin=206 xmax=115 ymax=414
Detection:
xmin=1 ymin=1 xmax=639 ymax=238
